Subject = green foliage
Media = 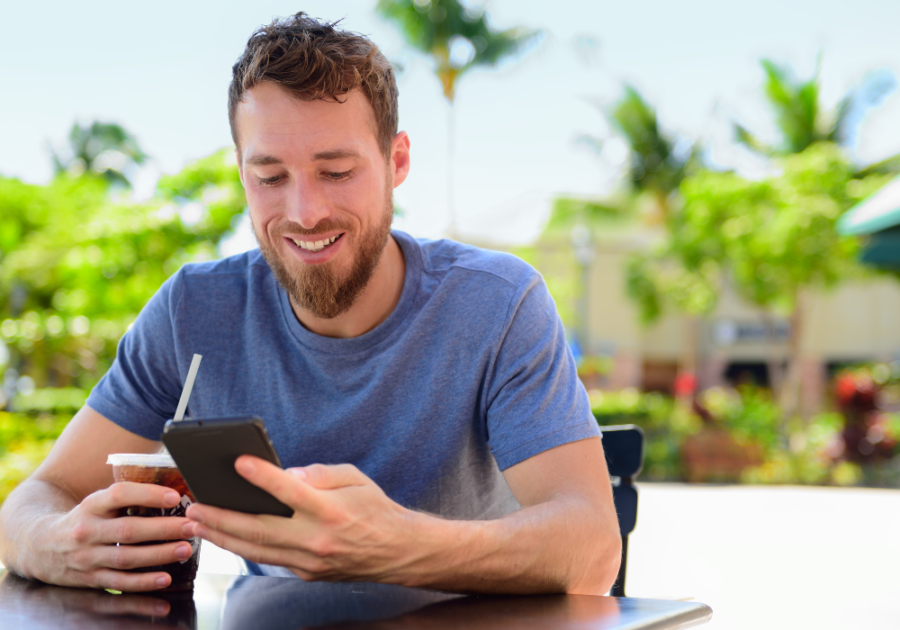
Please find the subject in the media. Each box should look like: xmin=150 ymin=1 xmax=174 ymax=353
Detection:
xmin=50 ymin=121 xmax=148 ymax=187
xmin=545 ymin=196 xmax=631 ymax=233
xmin=0 ymin=148 xmax=246 ymax=391
xmin=699 ymin=386 xmax=783 ymax=454
xmin=591 ymin=387 xmax=892 ymax=485
xmin=627 ymin=143 xmax=884 ymax=322
xmin=511 ymin=244 xmax=580 ymax=328
xmin=735 ymin=58 xmax=897 ymax=162
xmin=592 ymin=389 xmax=701 ymax=480
xmin=12 ymin=388 xmax=88 ymax=414
xmin=741 ymin=413 xmax=847 ymax=485
xmin=377 ymin=0 xmax=538 ymax=101
xmin=607 ymin=86 xmax=698 ymax=204
xmin=0 ymin=412 xmax=69 ymax=504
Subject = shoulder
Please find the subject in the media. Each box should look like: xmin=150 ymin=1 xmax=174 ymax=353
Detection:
xmin=179 ymin=249 xmax=268 ymax=279
xmin=158 ymin=249 xmax=272 ymax=310
xmin=397 ymin=231 xmax=540 ymax=295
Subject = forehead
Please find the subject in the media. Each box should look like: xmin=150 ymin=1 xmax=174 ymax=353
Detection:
xmin=235 ymin=82 xmax=380 ymax=160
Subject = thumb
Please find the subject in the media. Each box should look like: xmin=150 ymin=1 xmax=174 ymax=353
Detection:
xmin=288 ymin=463 xmax=368 ymax=490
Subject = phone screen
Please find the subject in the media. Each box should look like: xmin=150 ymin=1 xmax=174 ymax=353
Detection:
xmin=161 ymin=417 xmax=293 ymax=517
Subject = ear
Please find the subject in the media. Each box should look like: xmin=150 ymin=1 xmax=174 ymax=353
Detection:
xmin=389 ymin=131 xmax=411 ymax=189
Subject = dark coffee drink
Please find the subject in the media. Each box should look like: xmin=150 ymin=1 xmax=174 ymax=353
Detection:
xmin=107 ymin=453 xmax=201 ymax=591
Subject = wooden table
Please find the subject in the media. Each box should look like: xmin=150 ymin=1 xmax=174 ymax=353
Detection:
xmin=0 ymin=569 xmax=712 ymax=629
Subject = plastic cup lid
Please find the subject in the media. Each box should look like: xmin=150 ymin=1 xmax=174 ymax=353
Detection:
xmin=107 ymin=453 xmax=176 ymax=467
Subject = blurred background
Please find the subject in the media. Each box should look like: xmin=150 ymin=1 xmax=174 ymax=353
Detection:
xmin=2 ymin=1 xmax=900 ymax=628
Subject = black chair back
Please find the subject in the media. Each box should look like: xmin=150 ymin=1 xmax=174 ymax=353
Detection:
xmin=599 ymin=424 xmax=645 ymax=597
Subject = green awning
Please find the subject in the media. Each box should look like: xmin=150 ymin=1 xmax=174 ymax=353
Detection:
xmin=837 ymin=175 xmax=900 ymax=236
xmin=858 ymin=225 xmax=900 ymax=270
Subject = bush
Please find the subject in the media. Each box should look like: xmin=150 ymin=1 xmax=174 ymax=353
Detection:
xmin=591 ymin=389 xmax=702 ymax=480
xmin=0 ymin=411 xmax=69 ymax=505
xmin=592 ymin=386 xmax=900 ymax=486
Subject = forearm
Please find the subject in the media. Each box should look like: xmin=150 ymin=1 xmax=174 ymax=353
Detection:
xmin=397 ymin=494 xmax=621 ymax=595
xmin=0 ymin=478 xmax=78 ymax=577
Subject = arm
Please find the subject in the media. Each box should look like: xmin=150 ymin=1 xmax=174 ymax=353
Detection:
xmin=0 ymin=405 xmax=194 ymax=591
xmin=182 ymin=435 xmax=621 ymax=594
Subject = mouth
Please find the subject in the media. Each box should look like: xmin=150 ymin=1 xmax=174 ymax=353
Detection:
xmin=288 ymin=233 xmax=344 ymax=253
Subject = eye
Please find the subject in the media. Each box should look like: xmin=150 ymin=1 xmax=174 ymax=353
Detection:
xmin=257 ymin=175 xmax=283 ymax=186
xmin=323 ymin=170 xmax=352 ymax=182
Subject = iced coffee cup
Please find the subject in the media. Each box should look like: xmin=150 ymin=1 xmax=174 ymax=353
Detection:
xmin=107 ymin=453 xmax=201 ymax=592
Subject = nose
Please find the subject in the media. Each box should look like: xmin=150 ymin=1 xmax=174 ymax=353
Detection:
xmin=285 ymin=175 xmax=331 ymax=230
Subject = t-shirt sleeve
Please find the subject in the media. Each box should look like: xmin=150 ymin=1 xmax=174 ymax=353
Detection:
xmin=485 ymin=273 xmax=600 ymax=471
xmin=86 ymin=270 xmax=186 ymax=440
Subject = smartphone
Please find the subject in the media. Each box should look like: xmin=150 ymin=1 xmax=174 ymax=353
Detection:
xmin=161 ymin=416 xmax=294 ymax=517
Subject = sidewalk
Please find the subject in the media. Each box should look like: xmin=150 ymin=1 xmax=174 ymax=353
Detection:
xmin=625 ymin=483 xmax=900 ymax=630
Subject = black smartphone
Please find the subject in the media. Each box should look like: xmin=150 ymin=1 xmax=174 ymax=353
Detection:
xmin=161 ymin=416 xmax=294 ymax=517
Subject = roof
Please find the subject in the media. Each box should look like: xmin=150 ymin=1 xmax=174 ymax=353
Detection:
xmin=837 ymin=175 xmax=900 ymax=235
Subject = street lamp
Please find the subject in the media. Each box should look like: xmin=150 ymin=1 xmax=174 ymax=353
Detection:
xmin=571 ymin=223 xmax=594 ymax=354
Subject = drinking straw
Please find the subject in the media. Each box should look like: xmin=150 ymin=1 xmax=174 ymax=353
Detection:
xmin=173 ymin=354 xmax=202 ymax=422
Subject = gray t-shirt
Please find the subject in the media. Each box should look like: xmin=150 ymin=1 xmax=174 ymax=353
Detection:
xmin=88 ymin=230 xmax=599 ymax=575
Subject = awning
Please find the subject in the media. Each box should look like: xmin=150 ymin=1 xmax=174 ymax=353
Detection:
xmin=858 ymin=226 xmax=900 ymax=270
xmin=837 ymin=175 xmax=900 ymax=235
xmin=837 ymin=176 xmax=900 ymax=270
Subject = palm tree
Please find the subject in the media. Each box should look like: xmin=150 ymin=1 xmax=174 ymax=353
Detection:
xmin=50 ymin=121 xmax=148 ymax=187
xmin=607 ymin=86 xmax=697 ymax=221
xmin=377 ymin=0 xmax=538 ymax=236
xmin=734 ymin=58 xmax=897 ymax=166
xmin=734 ymin=59 xmax=899 ymax=417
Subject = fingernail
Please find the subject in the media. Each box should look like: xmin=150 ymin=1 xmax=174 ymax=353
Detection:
xmin=195 ymin=525 xmax=208 ymax=539
xmin=237 ymin=457 xmax=256 ymax=475
xmin=155 ymin=602 xmax=169 ymax=615
xmin=289 ymin=468 xmax=308 ymax=480
xmin=175 ymin=544 xmax=192 ymax=559
xmin=156 ymin=576 xmax=169 ymax=588
xmin=190 ymin=510 xmax=204 ymax=524
xmin=181 ymin=522 xmax=194 ymax=538
xmin=164 ymin=492 xmax=180 ymax=506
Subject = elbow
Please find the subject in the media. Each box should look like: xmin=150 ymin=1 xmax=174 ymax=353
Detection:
xmin=567 ymin=515 xmax=622 ymax=595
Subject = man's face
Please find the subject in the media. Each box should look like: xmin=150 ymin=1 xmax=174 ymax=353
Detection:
xmin=235 ymin=82 xmax=406 ymax=319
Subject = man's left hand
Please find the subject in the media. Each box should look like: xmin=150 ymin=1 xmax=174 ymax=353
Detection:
xmin=183 ymin=456 xmax=418 ymax=582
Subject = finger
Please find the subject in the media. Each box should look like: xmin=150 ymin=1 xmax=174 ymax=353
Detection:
xmin=89 ymin=593 xmax=171 ymax=617
xmin=97 ymin=540 xmax=195 ymax=571
xmin=89 ymin=568 xmax=174 ymax=593
xmin=184 ymin=502 xmax=310 ymax=548
xmin=99 ymin=516 xmax=193 ymax=545
xmin=290 ymin=463 xmax=369 ymax=490
xmin=233 ymin=456 xmax=331 ymax=516
xmin=191 ymin=523 xmax=332 ymax=578
xmin=85 ymin=483 xmax=182 ymax=515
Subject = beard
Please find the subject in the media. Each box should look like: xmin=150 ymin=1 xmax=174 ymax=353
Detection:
xmin=255 ymin=190 xmax=395 ymax=320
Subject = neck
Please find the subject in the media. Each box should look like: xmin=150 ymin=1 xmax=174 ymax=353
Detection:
xmin=289 ymin=234 xmax=406 ymax=338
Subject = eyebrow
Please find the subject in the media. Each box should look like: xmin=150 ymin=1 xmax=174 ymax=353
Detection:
xmin=245 ymin=150 xmax=362 ymax=167
xmin=245 ymin=155 xmax=282 ymax=166
xmin=312 ymin=149 xmax=362 ymax=161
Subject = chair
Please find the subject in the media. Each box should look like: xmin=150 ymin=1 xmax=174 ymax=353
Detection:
xmin=599 ymin=424 xmax=645 ymax=597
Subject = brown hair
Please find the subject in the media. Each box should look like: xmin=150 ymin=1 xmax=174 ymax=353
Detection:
xmin=228 ymin=13 xmax=398 ymax=156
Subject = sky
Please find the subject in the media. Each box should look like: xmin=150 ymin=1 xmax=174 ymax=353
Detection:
xmin=2 ymin=0 xmax=900 ymax=246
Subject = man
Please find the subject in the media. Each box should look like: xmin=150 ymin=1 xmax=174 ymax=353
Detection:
xmin=0 ymin=13 xmax=620 ymax=594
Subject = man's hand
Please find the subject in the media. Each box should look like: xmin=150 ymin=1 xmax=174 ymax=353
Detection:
xmin=25 ymin=482 xmax=193 ymax=592
xmin=184 ymin=456 xmax=417 ymax=582
xmin=184 ymin=438 xmax=620 ymax=595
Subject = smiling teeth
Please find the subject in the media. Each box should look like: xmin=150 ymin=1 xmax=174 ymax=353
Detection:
xmin=292 ymin=235 xmax=340 ymax=252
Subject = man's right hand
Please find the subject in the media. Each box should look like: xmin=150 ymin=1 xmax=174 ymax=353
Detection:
xmin=26 ymin=481 xmax=193 ymax=592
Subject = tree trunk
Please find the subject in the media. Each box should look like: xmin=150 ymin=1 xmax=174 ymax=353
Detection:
xmin=446 ymin=101 xmax=457 ymax=239
xmin=761 ymin=309 xmax=785 ymax=399
xmin=677 ymin=315 xmax=699 ymax=396
xmin=778 ymin=289 xmax=807 ymax=420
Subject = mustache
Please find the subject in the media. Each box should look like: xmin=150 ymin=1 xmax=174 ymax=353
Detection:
xmin=271 ymin=220 xmax=353 ymax=238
